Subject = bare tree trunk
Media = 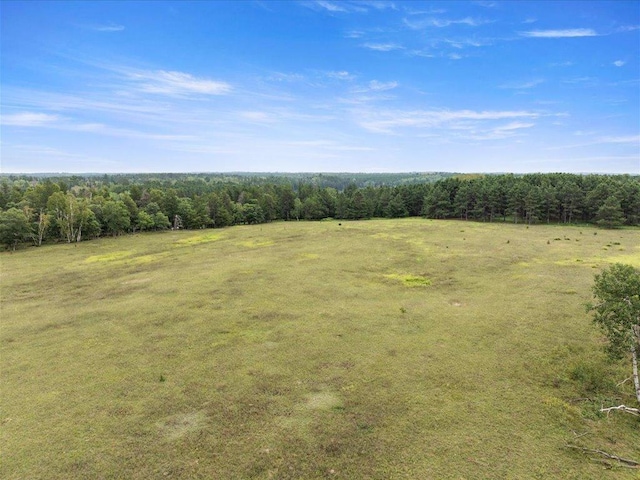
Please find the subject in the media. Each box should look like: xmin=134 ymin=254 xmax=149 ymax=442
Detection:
xmin=67 ymin=197 xmax=75 ymax=243
xmin=632 ymin=325 xmax=640 ymax=405
xmin=36 ymin=210 xmax=48 ymax=246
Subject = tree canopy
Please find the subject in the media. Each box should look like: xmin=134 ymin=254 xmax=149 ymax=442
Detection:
xmin=587 ymin=263 xmax=640 ymax=405
xmin=0 ymin=172 xmax=638 ymax=250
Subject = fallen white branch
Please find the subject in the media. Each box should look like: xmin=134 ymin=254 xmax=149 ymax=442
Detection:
xmin=600 ymin=404 xmax=640 ymax=416
xmin=616 ymin=376 xmax=632 ymax=387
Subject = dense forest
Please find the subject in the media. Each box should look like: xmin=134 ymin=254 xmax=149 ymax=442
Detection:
xmin=1 ymin=172 xmax=638 ymax=250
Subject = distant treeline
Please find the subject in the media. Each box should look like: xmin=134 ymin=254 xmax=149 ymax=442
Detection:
xmin=0 ymin=172 xmax=638 ymax=249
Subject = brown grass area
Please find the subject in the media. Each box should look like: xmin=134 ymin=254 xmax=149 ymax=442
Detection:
xmin=1 ymin=219 xmax=639 ymax=479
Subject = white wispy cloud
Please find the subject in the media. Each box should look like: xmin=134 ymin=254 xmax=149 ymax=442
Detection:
xmin=236 ymin=107 xmax=336 ymax=124
xmin=313 ymin=1 xmax=349 ymax=12
xmin=1 ymin=144 xmax=120 ymax=172
xmin=362 ymin=42 xmax=404 ymax=51
xmin=93 ymin=23 xmax=125 ymax=32
xmin=40 ymin=60 xmax=228 ymax=109
xmin=4 ymin=144 xmax=87 ymax=159
xmin=613 ymin=60 xmax=626 ymax=67
xmin=283 ymin=140 xmax=374 ymax=151
xmin=345 ymin=30 xmax=365 ymax=38
xmin=326 ymin=70 xmax=356 ymax=80
xmin=239 ymin=111 xmax=274 ymax=123
xmin=72 ymin=123 xmax=195 ymax=141
xmin=520 ymin=28 xmax=598 ymax=38
xmin=308 ymin=0 xmax=397 ymax=13
xmin=3 ymin=87 xmax=175 ymax=125
xmin=128 ymin=70 xmax=232 ymax=96
xmin=549 ymin=61 xmax=573 ymax=67
xmin=499 ymin=79 xmax=545 ymax=89
xmin=464 ymin=121 xmax=536 ymax=141
xmin=266 ymin=72 xmax=305 ymax=82
xmin=407 ymin=49 xmax=436 ymax=58
xmin=337 ymin=93 xmax=396 ymax=105
xmin=404 ymin=16 xmax=489 ymax=29
xmin=349 ymin=79 xmax=398 ymax=95
xmin=1 ymin=109 xmax=195 ymax=141
xmin=404 ymin=7 xmax=446 ymax=15
xmin=356 ymin=108 xmax=541 ymax=134
xmin=495 ymin=121 xmax=535 ymax=131
xmin=474 ymin=1 xmax=497 ymax=8
xmin=407 ymin=38 xmax=488 ymax=58
xmin=617 ymin=25 xmax=640 ymax=32
xmin=442 ymin=38 xmax=492 ymax=48
xmin=353 ymin=1 xmax=397 ymax=10
xmin=368 ymin=80 xmax=398 ymax=91
xmin=598 ymin=134 xmax=639 ymax=144
xmin=79 ymin=22 xmax=125 ymax=32
xmin=1 ymin=112 xmax=60 ymax=126
xmin=545 ymin=134 xmax=640 ymax=150
xmin=561 ymin=76 xmax=599 ymax=87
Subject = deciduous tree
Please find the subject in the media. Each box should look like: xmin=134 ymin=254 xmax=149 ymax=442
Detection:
xmin=101 ymin=200 xmax=131 ymax=236
xmin=587 ymin=263 xmax=640 ymax=410
xmin=136 ymin=211 xmax=155 ymax=231
xmin=0 ymin=208 xmax=33 ymax=250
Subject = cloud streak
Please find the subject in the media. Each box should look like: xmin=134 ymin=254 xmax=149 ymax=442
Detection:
xmin=545 ymin=134 xmax=640 ymax=150
xmin=1 ymin=110 xmax=196 ymax=141
xmin=94 ymin=23 xmax=125 ymax=32
xmin=355 ymin=108 xmax=541 ymax=134
xmin=308 ymin=1 xmax=397 ymax=14
xmin=314 ymin=1 xmax=349 ymax=13
xmin=325 ymin=70 xmax=356 ymax=80
xmin=520 ymin=28 xmax=598 ymax=38
xmin=404 ymin=16 xmax=489 ymax=29
xmin=367 ymin=80 xmax=398 ymax=91
xmin=598 ymin=134 xmax=640 ymax=144
xmin=128 ymin=70 xmax=232 ymax=96
xmin=499 ymin=79 xmax=545 ymax=89
xmin=1 ymin=112 xmax=60 ymax=126
xmin=362 ymin=42 xmax=404 ymax=51
xmin=80 ymin=23 xmax=125 ymax=32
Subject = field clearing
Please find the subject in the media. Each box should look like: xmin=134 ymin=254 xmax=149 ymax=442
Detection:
xmin=1 ymin=218 xmax=639 ymax=479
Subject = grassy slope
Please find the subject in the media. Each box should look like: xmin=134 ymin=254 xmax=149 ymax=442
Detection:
xmin=1 ymin=219 xmax=639 ymax=479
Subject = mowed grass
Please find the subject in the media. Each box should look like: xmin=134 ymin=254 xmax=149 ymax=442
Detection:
xmin=1 ymin=219 xmax=639 ymax=479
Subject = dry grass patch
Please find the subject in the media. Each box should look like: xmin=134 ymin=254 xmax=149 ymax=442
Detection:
xmin=239 ymin=238 xmax=275 ymax=248
xmin=157 ymin=411 xmax=209 ymax=441
xmin=1 ymin=219 xmax=639 ymax=479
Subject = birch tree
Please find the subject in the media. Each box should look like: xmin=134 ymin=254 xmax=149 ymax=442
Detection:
xmin=587 ymin=263 xmax=640 ymax=413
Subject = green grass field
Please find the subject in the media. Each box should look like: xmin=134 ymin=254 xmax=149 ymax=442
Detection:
xmin=2 ymin=219 xmax=639 ymax=479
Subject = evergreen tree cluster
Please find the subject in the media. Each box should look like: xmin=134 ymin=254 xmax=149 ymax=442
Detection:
xmin=0 ymin=172 xmax=638 ymax=250
xmin=421 ymin=173 xmax=639 ymax=227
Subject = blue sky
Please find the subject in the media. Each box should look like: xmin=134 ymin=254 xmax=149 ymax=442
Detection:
xmin=1 ymin=0 xmax=639 ymax=173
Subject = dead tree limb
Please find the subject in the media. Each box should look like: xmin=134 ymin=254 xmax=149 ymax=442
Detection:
xmin=565 ymin=444 xmax=640 ymax=467
xmin=616 ymin=376 xmax=632 ymax=387
xmin=570 ymin=431 xmax=589 ymax=440
xmin=600 ymin=404 xmax=640 ymax=416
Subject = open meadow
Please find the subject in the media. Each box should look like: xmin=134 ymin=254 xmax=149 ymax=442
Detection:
xmin=1 ymin=218 xmax=639 ymax=479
